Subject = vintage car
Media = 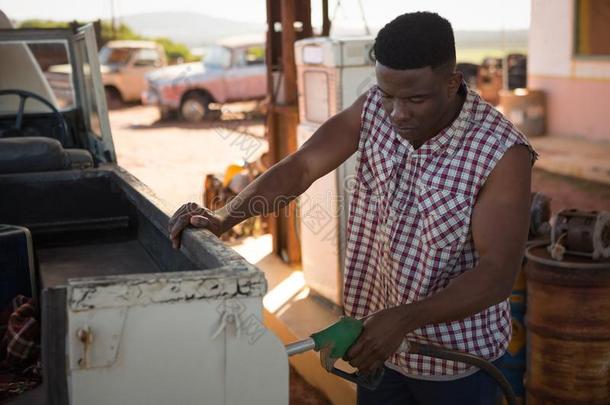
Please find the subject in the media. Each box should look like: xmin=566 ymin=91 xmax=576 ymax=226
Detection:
xmin=0 ymin=12 xmax=287 ymax=405
xmin=142 ymin=37 xmax=266 ymax=122
xmin=47 ymin=40 xmax=167 ymax=109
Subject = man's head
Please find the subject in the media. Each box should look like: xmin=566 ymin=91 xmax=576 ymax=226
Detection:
xmin=373 ymin=12 xmax=463 ymax=146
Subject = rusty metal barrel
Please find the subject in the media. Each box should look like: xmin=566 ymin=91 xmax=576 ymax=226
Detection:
xmin=524 ymin=243 xmax=610 ymax=404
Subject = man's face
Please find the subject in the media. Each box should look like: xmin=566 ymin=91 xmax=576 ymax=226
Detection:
xmin=375 ymin=63 xmax=461 ymax=146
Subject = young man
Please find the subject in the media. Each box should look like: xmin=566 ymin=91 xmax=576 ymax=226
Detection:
xmin=169 ymin=12 xmax=535 ymax=404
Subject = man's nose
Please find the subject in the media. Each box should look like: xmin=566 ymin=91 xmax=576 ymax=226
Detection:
xmin=390 ymin=100 xmax=412 ymax=124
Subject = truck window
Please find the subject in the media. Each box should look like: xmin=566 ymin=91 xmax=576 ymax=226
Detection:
xmin=0 ymin=40 xmax=75 ymax=113
xmin=133 ymin=48 xmax=161 ymax=67
xmin=234 ymin=46 xmax=265 ymax=67
xmin=245 ymin=46 xmax=265 ymax=65
xmin=203 ymin=46 xmax=231 ymax=69
xmin=99 ymin=47 xmax=133 ymax=67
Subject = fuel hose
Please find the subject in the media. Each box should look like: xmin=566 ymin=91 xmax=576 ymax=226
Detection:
xmin=409 ymin=342 xmax=517 ymax=405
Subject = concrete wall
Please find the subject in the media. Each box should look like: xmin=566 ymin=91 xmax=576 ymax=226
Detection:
xmin=528 ymin=0 xmax=610 ymax=141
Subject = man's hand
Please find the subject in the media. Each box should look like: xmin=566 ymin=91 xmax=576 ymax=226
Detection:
xmin=168 ymin=202 xmax=225 ymax=249
xmin=345 ymin=307 xmax=416 ymax=375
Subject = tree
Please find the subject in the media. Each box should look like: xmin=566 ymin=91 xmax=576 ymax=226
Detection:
xmin=18 ymin=19 xmax=197 ymax=63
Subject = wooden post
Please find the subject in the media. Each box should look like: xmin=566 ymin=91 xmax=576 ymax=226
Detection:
xmin=322 ymin=0 xmax=331 ymax=36
xmin=265 ymin=0 xmax=281 ymax=257
xmin=264 ymin=0 xmax=316 ymax=264
xmin=297 ymin=1 xmax=314 ymax=39
xmin=281 ymin=0 xmax=298 ymax=105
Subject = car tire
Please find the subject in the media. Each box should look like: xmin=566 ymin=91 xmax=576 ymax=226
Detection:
xmin=180 ymin=93 xmax=211 ymax=123
xmin=105 ymin=87 xmax=123 ymax=110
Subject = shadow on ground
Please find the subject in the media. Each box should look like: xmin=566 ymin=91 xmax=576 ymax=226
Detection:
xmin=290 ymin=366 xmax=331 ymax=405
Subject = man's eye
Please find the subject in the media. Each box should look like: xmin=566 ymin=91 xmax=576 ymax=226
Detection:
xmin=410 ymin=97 xmax=425 ymax=103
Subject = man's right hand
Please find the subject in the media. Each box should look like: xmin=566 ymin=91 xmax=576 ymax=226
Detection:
xmin=168 ymin=202 xmax=225 ymax=249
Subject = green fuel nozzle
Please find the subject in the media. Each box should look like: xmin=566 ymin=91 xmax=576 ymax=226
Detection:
xmin=285 ymin=316 xmax=384 ymax=389
xmin=311 ymin=316 xmax=363 ymax=358
xmin=285 ymin=316 xmax=363 ymax=359
xmin=285 ymin=316 xmax=516 ymax=403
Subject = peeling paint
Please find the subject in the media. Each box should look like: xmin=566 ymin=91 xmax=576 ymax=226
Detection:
xmin=69 ymin=269 xmax=267 ymax=311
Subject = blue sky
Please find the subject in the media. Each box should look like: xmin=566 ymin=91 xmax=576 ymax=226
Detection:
xmin=0 ymin=0 xmax=531 ymax=31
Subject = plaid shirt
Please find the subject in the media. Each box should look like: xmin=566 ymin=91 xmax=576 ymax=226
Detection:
xmin=0 ymin=295 xmax=39 ymax=366
xmin=343 ymin=84 xmax=535 ymax=378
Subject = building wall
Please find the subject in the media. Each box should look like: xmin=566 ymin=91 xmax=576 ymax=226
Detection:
xmin=528 ymin=0 xmax=610 ymax=141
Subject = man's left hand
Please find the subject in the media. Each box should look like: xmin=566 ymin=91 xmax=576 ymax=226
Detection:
xmin=344 ymin=306 xmax=415 ymax=375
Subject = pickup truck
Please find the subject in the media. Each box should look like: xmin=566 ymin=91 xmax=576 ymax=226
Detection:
xmin=0 ymin=13 xmax=287 ymax=405
xmin=142 ymin=37 xmax=267 ymax=122
xmin=47 ymin=40 xmax=167 ymax=109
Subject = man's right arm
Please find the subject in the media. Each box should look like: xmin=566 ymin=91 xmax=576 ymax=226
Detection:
xmin=169 ymin=93 xmax=367 ymax=247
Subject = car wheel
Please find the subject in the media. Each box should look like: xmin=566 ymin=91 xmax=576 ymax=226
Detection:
xmin=180 ymin=93 xmax=211 ymax=123
xmin=105 ymin=87 xmax=123 ymax=110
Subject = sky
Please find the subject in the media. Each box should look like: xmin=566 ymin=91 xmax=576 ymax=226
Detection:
xmin=0 ymin=0 xmax=531 ymax=31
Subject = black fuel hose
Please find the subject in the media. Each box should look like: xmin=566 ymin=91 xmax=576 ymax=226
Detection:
xmin=409 ymin=342 xmax=517 ymax=405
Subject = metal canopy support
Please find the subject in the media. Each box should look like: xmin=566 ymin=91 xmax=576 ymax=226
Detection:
xmin=265 ymin=0 xmax=325 ymax=264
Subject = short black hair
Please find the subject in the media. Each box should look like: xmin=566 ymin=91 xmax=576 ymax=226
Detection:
xmin=373 ymin=12 xmax=456 ymax=72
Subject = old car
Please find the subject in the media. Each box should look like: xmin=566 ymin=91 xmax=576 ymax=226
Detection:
xmin=142 ymin=36 xmax=266 ymax=122
xmin=0 ymin=11 xmax=287 ymax=405
xmin=47 ymin=40 xmax=167 ymax=109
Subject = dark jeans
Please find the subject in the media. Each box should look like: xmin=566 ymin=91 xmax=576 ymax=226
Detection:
xmin=357 ymin=361 xmax=503 ymax=405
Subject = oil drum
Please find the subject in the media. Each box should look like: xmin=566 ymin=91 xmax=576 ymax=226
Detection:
xmin=524 ymin=243 xmax=610 ymax=404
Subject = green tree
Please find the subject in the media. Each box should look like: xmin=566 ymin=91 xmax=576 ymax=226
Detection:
xmin=18 ymin=19 xmax=197 ymax=63
xmin=100 ymin=21 xmax=144 ymax=43
xmin=153 ymin=37 xmax=199 ymax=63
xmin=19 ymin=19 xmax=69 ymax=29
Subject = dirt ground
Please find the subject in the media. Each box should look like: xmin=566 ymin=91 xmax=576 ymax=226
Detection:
xmin=110 ymin=104 xmax=267 ymax=211
xmin=290 ymin=366 xmax=332 ymax=405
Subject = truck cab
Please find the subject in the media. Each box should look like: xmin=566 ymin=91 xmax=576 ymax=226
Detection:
xmin=47 ymin=39 xmax=167 ymax=109
xmin=97 ymin=40 xmax=167 ymax=107
xmin=0 ymin=12 xmax=287 ymax=405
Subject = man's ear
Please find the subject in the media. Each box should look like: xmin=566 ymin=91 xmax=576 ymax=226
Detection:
xmin=447 ymin=71 xmax=463 ymax=97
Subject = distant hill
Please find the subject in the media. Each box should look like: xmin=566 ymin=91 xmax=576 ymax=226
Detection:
xmin=121 ymin=12 xmax=265 ymax=47
xmin=120 ymin=12 xmax=527 ymax=54
xmin=454 ymin=30 xmax=528 ymax=50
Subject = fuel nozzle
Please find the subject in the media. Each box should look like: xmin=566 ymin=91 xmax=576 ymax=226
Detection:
xmin=285 ymin=316 xmax=392 ymax=390
xmin=284 ymin=316 xmax=514 ymax=404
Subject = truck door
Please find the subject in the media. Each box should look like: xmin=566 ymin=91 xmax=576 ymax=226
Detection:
xmin=224 ymin=45 xmax=267 ymax=101
xmin=121 ymin=48 xmax=163 ymax=101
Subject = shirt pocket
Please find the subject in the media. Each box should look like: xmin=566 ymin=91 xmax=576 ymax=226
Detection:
xmin=417 ymin=187 xmax=472 ymax=250
xmin=357 ymin=143 xmax=393 ymax=196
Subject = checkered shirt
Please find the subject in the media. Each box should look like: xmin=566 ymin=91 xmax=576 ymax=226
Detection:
xmin=343 ymin=84 xmax=536 ymax=378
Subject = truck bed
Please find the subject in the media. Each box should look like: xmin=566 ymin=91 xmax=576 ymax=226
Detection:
xmin=0 ymin=167 xmax=272 ymax=404
xmin=37 ymin=240 xmax=161 ymax=289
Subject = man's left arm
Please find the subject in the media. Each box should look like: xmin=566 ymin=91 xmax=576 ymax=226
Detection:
xmin=346 ymin=145 xmax=532 ymax=373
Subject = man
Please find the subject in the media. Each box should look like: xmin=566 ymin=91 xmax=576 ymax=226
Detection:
xmin=169 ymin=12 xmax=535 ymax=404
